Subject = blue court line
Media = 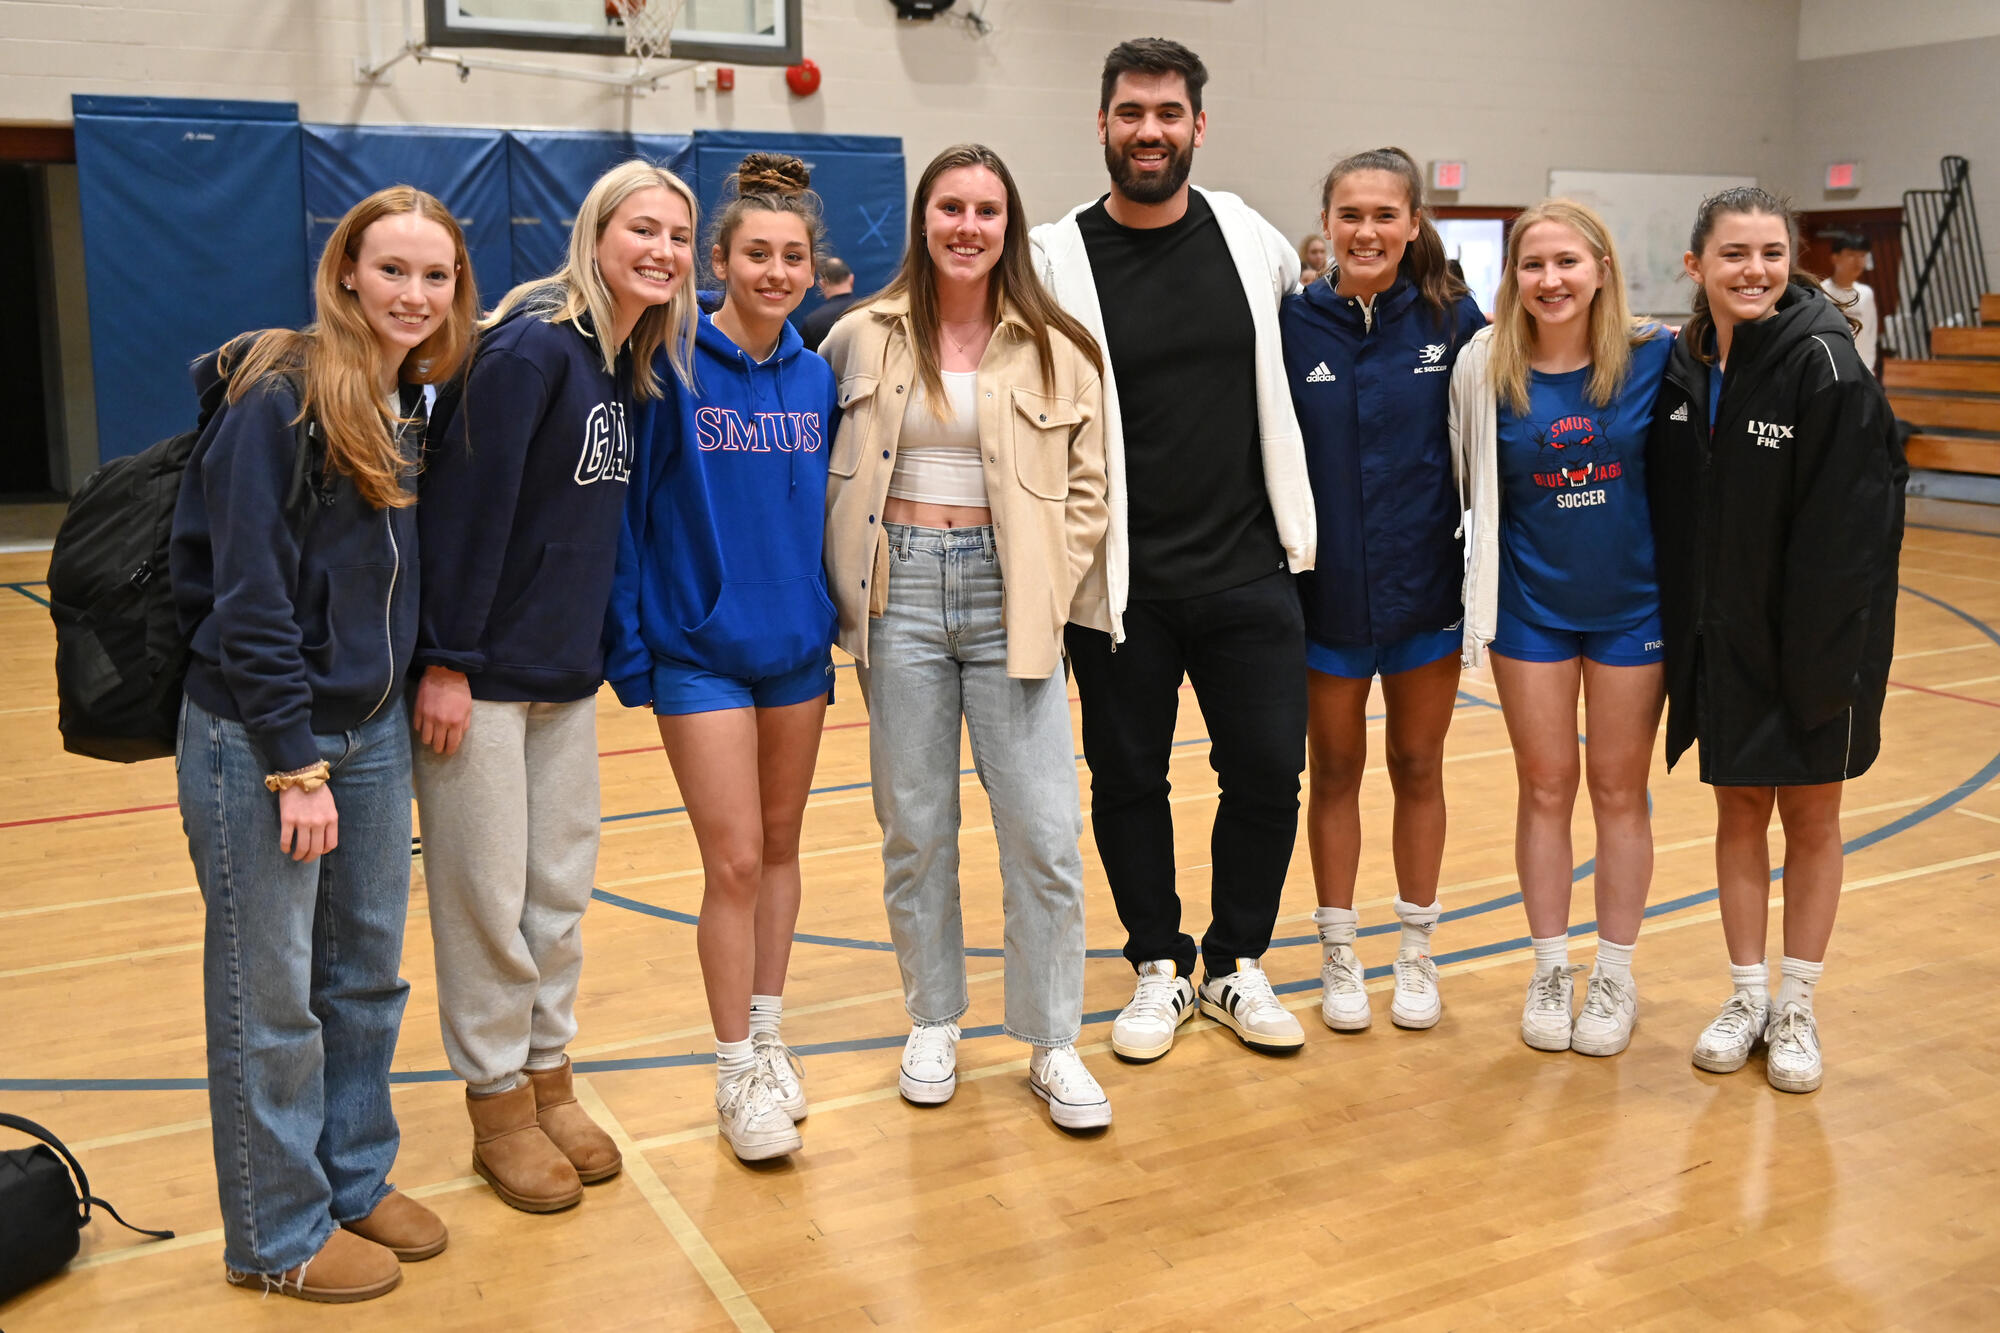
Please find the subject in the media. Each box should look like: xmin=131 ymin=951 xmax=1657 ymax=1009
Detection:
xmin=5 ymin=582 xmax=49 ymax=608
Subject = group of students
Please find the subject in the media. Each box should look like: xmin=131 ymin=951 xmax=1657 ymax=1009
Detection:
xmin=164 ymin=34 xmax=1903 ymax=1306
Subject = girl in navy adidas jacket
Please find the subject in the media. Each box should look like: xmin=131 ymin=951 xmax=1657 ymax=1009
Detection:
xmin=409 ymin=161 xmax=699 ymax=1213
xmin=602 ymin=154 xmax=838 ymax=1164
xmin=170 ymin=187 xmax=474 ymax=1299
xmin=1280 ymin=148 xmax=1485 ymax=1038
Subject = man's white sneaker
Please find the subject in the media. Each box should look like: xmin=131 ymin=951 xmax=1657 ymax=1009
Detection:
xmin=716 ymin=1067 xmax=801 ymax=1162
xmin=1111 ymin=961 xmax=1196 ymax=1063
xmin=1319 ymin=943 xmax=1372 ymax=1032
xmin=750 ymin=1031 xmax=807 ymax=1121
xmin=1521 ymin=963 xmax=1581 ymax=1052
xmin=898 ymin=1022 xmax=959 ymax=1105
xmin=1764 ymin=1002 xmax=1823 ymax=1093
xmin=1570 ymin=970 xmax=1638 ymax=1057
xmin=1690 ymin=991 xmax=1770 ymax=1074
xmin=1390 ymin=948 xmax=1442 ymax=1029
xmin=1028 ymin=1044 xmax=1112 ymax=1130
xmin=1198 ymin=958 xmax=1305 ymax=1053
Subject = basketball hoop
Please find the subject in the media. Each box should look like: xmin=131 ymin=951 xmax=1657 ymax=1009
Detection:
xmin=607 ymin=0 xmax=684 ymax=63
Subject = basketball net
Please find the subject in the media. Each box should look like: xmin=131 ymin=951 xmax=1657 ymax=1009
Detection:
xmin=608 ymin=0 xmax=684 ymax=63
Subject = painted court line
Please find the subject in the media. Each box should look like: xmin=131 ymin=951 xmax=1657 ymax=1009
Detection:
xmin=1891 ymin=641 xmax=1989 ymax=661
xmin=0 ymin=885 xmax=198 ymax=921
xmin=0 ymin=941 xmax=201 ymax=980
xmin=1955 ymin=807 xmax=2000 ymax=827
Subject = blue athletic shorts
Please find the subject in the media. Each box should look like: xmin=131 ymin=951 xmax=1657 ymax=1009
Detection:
xmin=1490 ymin=605 xmax=1664 ymax=667
xmin=650 ymin=650 xmax=835 ymax=717
xmin=1306 ymin=625 xmax=1462 ymax=680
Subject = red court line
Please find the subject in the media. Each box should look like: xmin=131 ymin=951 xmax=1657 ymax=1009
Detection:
xmin=1890 ymin=679 xmax=2000 ymax=711
xmin=0 ymin=801 xmax=179 ymax=830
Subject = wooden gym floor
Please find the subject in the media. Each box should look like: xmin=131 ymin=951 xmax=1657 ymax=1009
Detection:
xmin=3 ymin=498 xmax=1998 ymax=1331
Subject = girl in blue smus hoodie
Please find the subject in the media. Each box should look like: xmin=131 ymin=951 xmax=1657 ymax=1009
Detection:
xmin=604 ymin=153 xmax=838 ymax=1164
xmin=1280 ymin=148 xmax=1486 ymax=1039
xmin=408 ymin=161 xmax=700 ymax=1216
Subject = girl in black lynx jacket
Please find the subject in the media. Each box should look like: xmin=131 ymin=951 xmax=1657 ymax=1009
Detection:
xmin=1646 ymin=187 xmax=1904 ymax=1098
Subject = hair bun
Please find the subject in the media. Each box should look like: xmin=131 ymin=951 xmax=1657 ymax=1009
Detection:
xmin=732 ymin=152 xmax=811 ymax=197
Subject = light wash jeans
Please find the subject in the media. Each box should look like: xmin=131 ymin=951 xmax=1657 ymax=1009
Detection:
xmin=854 ymin=523 xmax=1086 ymax=1047
xmin=177 ymin=694 xmax=413 ymax=1277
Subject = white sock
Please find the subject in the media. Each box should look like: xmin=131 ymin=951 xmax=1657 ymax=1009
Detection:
xmin=1775 ymin=956 xmax=1823 ymax=1012
xmin=1531 ymin=934 xmax=1569 ymax=972
xmin=715 ymin=1037 xmax=755 ymax=1085
xmin=1313 ymin=906 xmax=1359 ymax=955
xmin=1593 ymin=939 xmax=1635 ymax=983
xmin=1730 ymin=958 xmax=1770 ymax=1002
xmin=748 ymin=994 xmax=784 ymax=1039
xmin=468 ymin=1071 xmax=525 ymax=1098
xmin=1394 ymin=896 xmax=1440 ymax=955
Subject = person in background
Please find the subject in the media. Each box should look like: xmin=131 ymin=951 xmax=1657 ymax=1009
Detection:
xmin=1298 ymin=233 xmax=1330 ymax=285
xmin=801 ymin=255 xmax=861 ymax=353
xmin=1820 ymin=230 xmax=1879 ymax=374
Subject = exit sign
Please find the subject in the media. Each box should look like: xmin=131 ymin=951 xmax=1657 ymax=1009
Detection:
xmin=1826 ymin=161 xmax=1859 ymax=190
xmin=1431 ymin=160 xmax=1465 ymax=192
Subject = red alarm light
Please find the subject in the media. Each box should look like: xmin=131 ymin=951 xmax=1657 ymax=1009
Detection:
xmin=785 ymin=58 xmax=821 ymax=97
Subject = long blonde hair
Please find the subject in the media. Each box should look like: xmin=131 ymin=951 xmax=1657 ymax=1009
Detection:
xmin=223 ymin=185 xmax=477 ymax=510
xmin=1490 ymin=198 xmax=1653 ymax=416
xmin=487 ymin=160 xmax=699 ymax=396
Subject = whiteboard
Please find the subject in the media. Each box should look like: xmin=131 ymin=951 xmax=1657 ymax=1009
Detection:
xmin=1545 ymin=170 xmax=1757 ymax=317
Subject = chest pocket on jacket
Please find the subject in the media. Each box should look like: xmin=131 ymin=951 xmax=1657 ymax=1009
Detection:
xmin=1010 ymin=387 xmax=1078 ymax=501
xmin=831 ymin=373 xmax=879 ymax=478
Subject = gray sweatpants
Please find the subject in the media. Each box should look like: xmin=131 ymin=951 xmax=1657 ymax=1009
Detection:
xmin=412 ymin=696 xmax=600 ymax=1094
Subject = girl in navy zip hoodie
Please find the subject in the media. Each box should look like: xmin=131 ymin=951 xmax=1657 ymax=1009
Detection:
xmin=603 ymin=153 xmax=838 ymax=1163
xmin=1280 ymin=148 xmax=1485 ymax=1037
xmin=409 ymin=161 xmax=700 ymax=1214
xmin=170 ymin=187 xmax=474 ymax=1299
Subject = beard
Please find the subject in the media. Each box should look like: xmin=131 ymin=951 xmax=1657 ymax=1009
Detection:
xmin=1105 ymin=137 xmax=1194 ymax=206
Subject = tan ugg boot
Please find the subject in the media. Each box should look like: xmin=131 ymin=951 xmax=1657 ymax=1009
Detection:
xmin=342 ymin=1189 xmax=449 ymax=1261
xmin=225 ymin=1228 xmax=402 ymax=1303
xmin=466 ymin=1080 xmax=583 ymax=1213
xmin=527 ymin=1058 xmax=623 ymax=1183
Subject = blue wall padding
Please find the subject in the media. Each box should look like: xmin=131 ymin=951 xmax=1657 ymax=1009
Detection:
xmin=506 ymin=131 xmax=693 ymax=288
xmin=302 ymin=125 xmax=512 ymax=311
xmin=73 ymin=96 xmax=309 ymax=461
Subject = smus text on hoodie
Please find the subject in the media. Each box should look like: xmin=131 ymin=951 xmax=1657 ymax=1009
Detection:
xmin=416 ymin=309 xmax=635 ymax=703
xmin=605 ymin=310 xmax=838 ymax=705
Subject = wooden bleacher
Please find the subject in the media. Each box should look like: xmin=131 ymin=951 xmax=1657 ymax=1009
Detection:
xmin=1884 ymin=291 xmax=2000 ymax=476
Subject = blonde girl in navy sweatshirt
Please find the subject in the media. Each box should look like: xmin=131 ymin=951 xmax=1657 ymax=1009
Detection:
xmin=410 ymin=161 xmax=699 ymax=1214
xmin=604 ymin=153 xmax=839 ymax=1163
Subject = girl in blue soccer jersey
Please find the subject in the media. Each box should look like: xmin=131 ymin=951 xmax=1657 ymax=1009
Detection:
xmin=1449 ymin=199 xmax=1672 ymax=1060
xmin=1281 ymin=147 xmax=1486 ymax=1038
xmin=604 ymin=153 xmax=839 ymax=1163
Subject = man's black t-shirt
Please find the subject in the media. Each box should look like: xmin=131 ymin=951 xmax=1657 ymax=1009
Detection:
xmin=1077 ymin=191 xmax=1283 ymax=600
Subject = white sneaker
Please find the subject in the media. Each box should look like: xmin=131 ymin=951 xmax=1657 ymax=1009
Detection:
xmin=1521 ymin=963 xmax=1581 ymax=1052
xmin=1028 ymin=1045 xmax=1112 ymax=1130
xmin=1764 ymin=1002 xmax=1823 ymax=1093
xmin=1111 ymin=961 xmax=1196 ymax=1063
xmin=1319 ymin=943 xmax=1372 ymax=1032
xmin=1390 ymin=948 xmax=1442 ymax=1029
xmin=716 ymin=1067 xmax=802 ymax=1161
xmin=1198 ymin=958 xmax=1305 ymax=1053
xmin=1691 ymin=991 xmax=1770 ymax=1074
xmin=898 ymin=1022 xmax=959 ymax=1105
xmin=1570 ymin=969 xmax=1638 ymax=1057
xmin=750 ymin=1030 xmax=807 ymax=1121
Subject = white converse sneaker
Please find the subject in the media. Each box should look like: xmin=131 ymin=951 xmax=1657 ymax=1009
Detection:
xmin=1570 ymin=969 xmax=1638 ymax=1057
xmin=1521 ymin=963 xmax=1581 ymax=1052
xmin=1111 ymin=961 xmax=1196 ymax=1063
xmin=1319 ymin=943 xmax=1372 ymax=1032
xmin=716 ymin=1067 xmax=802 ymax=1162
xmin=1198 ymin=958 xmax=1305 ymax=1053
xmin=1028 ymin=1044 xmax=1112 ymax=1130
xmin=750 ymin=1031 xmax=807 ymax=1121
xmin=1764 ymin=1002 xmax=1823 ymax=1093
xmin=898 ymin=1022 xmax=959 ymax=1105
xmin=1390 ymin=948 xmax=1442 ymax=1029
xmin=1691 ymin=991 xmax=1770 ymax=1074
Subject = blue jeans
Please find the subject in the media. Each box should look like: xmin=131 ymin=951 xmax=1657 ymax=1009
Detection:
xmin=854 ymin=524 xmax=1086 ymax=1046
xmin=177 ymin=695 xmax=414 ymax=1276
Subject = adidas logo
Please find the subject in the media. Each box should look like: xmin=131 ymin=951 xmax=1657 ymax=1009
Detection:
xmin=1306 ymin=361 xmax=1337 ymax=383
xmin=1669 ymin=402 xmax=1690 ymax=422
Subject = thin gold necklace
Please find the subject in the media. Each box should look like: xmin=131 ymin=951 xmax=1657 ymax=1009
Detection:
xmin=939 ymin=317 xmax=992 ymax=357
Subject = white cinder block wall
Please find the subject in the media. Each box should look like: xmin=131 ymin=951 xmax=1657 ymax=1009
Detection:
xmin=2 ymin=0 xmax=1810 ymax=238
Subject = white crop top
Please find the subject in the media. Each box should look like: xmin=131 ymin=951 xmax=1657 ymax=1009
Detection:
xmin=887 ymin=370 xmax=988 ymax=507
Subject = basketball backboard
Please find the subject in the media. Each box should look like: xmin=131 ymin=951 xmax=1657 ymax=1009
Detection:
xmin=423 ymin=0 xmax=801 ymax=64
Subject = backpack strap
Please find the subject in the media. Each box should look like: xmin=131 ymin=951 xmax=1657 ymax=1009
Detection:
xmin=0 ymin=1112 xmax=176 ymax=1240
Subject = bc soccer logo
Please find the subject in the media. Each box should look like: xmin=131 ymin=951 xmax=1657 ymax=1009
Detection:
xmin=575 ymin=402 xmax=632 ymax=486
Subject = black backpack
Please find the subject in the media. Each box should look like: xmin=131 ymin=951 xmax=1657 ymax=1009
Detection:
xmin=48 ymin=375 xmax=326 ymax=763
xmin=0 ymin=1113 xmax=174 ymax=1301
